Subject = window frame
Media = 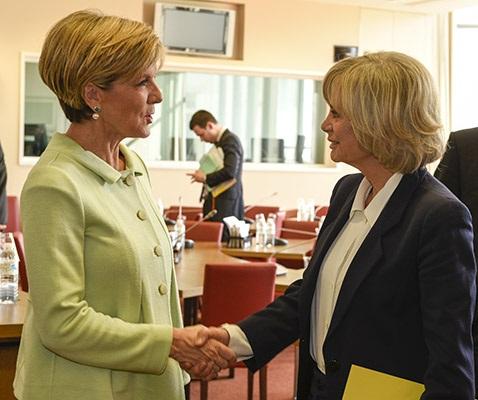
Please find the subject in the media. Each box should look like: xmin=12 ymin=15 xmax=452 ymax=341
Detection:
xmin=19 ymin=53 xmax=336 ymax=170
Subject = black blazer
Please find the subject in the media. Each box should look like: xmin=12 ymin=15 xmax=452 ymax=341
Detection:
xmin=203 ymin=129 xmax=244 ymax=222
xmin=435 ymin=128 xmax=478 ymax=392
xmin=239 ymin=169 xmax=476 ymax=400
xmin=435 ymin=128 xmax=478 ymax=256
xmin=0 ymin=142 xmax=7 ymax=225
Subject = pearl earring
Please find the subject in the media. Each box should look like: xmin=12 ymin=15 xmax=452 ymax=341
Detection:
xmin=92 ymin=106 xmax=102 ymax=120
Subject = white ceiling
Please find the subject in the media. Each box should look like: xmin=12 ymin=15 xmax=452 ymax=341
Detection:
xmin=307 ymin=0 xmax=478 ymax=13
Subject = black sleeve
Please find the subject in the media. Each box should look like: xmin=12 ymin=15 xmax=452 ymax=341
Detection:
xmin=238 ymin=279 xmax=302 ymax=371
xmin=434 ymin=132 xmax=461 ymax=198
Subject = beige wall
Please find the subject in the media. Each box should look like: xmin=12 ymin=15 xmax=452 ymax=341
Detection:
xmin=0 ymin=0 xmax=437 ymax=210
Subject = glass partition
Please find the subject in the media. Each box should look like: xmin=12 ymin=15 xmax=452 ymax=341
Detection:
xmin=20 ymin=54 xmax=328 ymax=166
xmin=21 ymin=54 xmax=68 ymax=162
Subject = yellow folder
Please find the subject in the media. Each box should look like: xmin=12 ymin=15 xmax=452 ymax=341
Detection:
xmin=210 ymin=178 xmax=236 ymax=197
xmin=343 ymin=364 xmax=424 ymax=400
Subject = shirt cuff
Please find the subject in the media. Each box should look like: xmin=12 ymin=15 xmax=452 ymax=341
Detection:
xmin=222 ymin=323 xmax=254 ymax=361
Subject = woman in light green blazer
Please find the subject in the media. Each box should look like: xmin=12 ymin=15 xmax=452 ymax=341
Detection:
xmin=14 ymin=10 xmax=234 ymax=400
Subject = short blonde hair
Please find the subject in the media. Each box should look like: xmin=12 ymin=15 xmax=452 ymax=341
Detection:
xmin=39 ymin=10 xmax=164 ymax=122
xmin=323 ymin=51 xmax=444 ymax=173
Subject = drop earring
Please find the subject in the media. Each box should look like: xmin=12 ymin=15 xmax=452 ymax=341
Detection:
xmin=92 ymin=106 xmax=102 ymax=120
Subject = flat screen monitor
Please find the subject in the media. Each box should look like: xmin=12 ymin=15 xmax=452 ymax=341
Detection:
xmin=154 ymin=3 xmax=235 ymax=57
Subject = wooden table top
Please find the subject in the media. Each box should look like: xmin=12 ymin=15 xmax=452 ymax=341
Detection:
xmin=0 ymin=291 xmax=27 ymax=340
xmin=0 ymin=242 xmax=306 ymax=339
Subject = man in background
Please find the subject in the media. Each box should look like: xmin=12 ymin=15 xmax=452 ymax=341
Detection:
xmin=187 ymin=110 xmax=244 ymax=241
xmin=434 ymin=127 xmax=478 ymax=391
xmin=435 ymin=128 xmax=478 ymax=256
xmin=0 ymin=141 xmax=7 ymax=226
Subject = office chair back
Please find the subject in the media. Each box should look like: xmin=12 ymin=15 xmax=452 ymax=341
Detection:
xmin=166 ymin=209 xmax=203 ymax=221
xmin=200 ymin=262 xmax=276 ymax=400
xmin=6 ymin=195 xmax=21 ymax=232
xmin=184 ymin=221 xmax=223 ymax=244
xmin=315 ymin=205 xmax=329 ymax=219
xmin=164 ymin=207 xmax=203 ymax=221
xmin=280 ymin=219 xmax=319 ymax=239
xmin=201 ymin=262 xmax=276 ymax=326
xmin=244 ymin=206 xmax=280 ymax=220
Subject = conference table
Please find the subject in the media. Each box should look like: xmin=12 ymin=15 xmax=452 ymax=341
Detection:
xmin=0 ymin=239 xmax=310 ymax=399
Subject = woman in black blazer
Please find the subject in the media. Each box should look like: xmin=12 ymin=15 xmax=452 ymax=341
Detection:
xmin=207 ymin=52 xmax=476 ymax=400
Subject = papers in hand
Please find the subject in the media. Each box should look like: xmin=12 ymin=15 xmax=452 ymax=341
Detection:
xmin=343 ymin=365 xmax=424 ymax=399
xmin=199 ymin=146 xmax=236 ymax=197
xmin=199 ymin=146 xmax=224 ymax=175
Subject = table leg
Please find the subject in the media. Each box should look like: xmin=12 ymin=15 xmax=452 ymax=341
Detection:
xmin=183 ymin=297 xmax=199 ymax=326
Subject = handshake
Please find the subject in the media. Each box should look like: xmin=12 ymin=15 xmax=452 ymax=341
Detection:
xmin=170 ymin=325 xmax=236 ymax=380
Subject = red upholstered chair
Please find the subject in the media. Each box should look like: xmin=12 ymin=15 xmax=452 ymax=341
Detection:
xmin=200 ymin=262 xmax=276 ymax=400
xmin=184 ymin=221 xmax=223 ymax=244
xmin=278 ymin=220 xmax=318 ymax=269
xmin=165 ymin=207 xmax=203 ymax=221
xmin=6 ymin=195 xmax=21 ymax=232
xmin=244 ymin=205 xmax=280 ymax=221
xmin=284 ymin=208 xmax=298 ymax=219
xmin=4 ymin=197 xmax=27 ymax=291
xmin=13 ymin=231 xmax=28 ymax=292
xmin=315 ymin=205 xmax=329 ymax=219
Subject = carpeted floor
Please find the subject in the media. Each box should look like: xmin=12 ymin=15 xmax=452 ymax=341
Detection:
xmin=189 ymin=344 xmax=296 ymax=400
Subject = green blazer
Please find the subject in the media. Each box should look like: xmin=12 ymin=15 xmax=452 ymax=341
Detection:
xmin=14 ymin=134 xmax=187 ymax=400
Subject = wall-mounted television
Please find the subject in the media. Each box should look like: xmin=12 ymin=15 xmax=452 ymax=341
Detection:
xmin=154 ymin=2 xmax=236 ymax=58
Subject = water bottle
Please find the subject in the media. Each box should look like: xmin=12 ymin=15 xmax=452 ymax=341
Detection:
xmin=0 ymin=233 xmax=19 ymax=304
xmin=171 ymin=216 xmax=186 ymax=264
xmin=266 ymin=214 xmax=276 ymax=247
xmin=255 ymin=213 xmax=267 ymax=247
xmin=174 ymin=216 xmax=186 ymax=250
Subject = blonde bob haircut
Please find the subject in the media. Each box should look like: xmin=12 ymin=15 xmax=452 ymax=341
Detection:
xmin=39 ymin=9 xmax=164 ymax=122
xmin=323 ymin=51 xmax=444 ymax=173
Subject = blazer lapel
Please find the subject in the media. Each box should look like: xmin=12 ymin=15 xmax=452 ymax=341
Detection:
xmin=326 ymin=169 xmax=426 ymax=337
xmin=299 ymin=186 xmax=356 ymax=330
